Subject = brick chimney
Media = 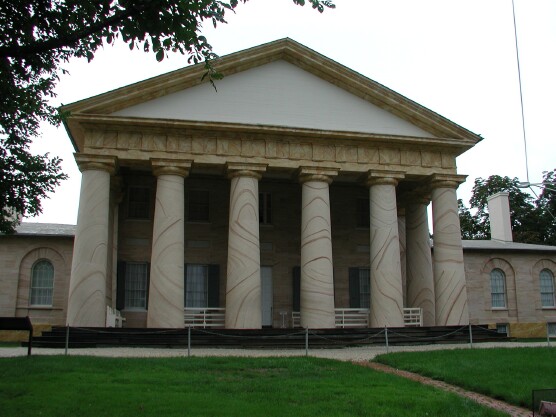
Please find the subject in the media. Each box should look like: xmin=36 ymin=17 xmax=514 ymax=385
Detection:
xmin=487 ymin=192 xmax=513 ymax=242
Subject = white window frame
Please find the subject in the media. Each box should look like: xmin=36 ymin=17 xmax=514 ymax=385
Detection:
xmin=490 ymin=268 xmax=507 ymax=309
xmin=540 ymin=269 xmax=555 ymax=308
xmin=496 ymin=323 xmax=509 ymax=336
xmin=124 ymin=262 xmax=148 ymax=310
xmin=30 ymin=260 xmax=54 ymax=306
xmin=548 ymin=323 xmax=556 ymax=337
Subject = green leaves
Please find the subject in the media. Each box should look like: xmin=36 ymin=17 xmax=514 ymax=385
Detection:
xmin=0 ymin=0 xmax=335 ymax=233
xmin=459 ymin=174 xmax=556 ymax=245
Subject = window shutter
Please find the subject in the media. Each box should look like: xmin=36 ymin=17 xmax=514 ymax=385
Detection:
xmin=208 ymin=264 xmax=220 ymax=308
xmin=116 ymin=261 xmax=126 ymax=310
xmin=145 ymin=262 xmax=151 ymax=309
xmin=349 ymin=267 xmax=360 ymax=308
xmin=292 ymin=266 xmax=300 ymax=312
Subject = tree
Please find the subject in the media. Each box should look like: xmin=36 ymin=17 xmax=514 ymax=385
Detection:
xmin=534 ymin=169 xmax=556 ymax=245
xmin=0 ymin=0 xmax=335 ymax=234
xmin=459 ymin=174 xmax=556 ymax=245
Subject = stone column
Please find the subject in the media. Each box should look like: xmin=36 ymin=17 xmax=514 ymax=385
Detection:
xmin=367 ymin=171 xmax=405 ymax=328
xmin=225 ymin=163 xmax=267 ymax=329
xmin=299 ymin=167 xmax=338 ymax=329
xmin=430 ymin=174 xmax=469 ymax=326
xmin=405 ymin=194 xmax=435 ymax=326
xmin=147 ymin=159 xmax=191 ymax=328
xmin=67 ymin=154 xmax=118 ymax=326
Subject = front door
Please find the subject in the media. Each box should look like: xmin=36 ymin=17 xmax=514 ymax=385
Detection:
xmin=261 ymin=266 xmax=273 ymax=327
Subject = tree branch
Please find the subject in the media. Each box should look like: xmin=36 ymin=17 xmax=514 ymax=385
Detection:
xmin=0 ymin=5 xmax=144 ymax=59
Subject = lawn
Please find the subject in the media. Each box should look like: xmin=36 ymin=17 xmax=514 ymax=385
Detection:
xmin=0 ymin=355 xmax=505 ymax=417
xmin=375 ymin=347 xmax=556 ymax=408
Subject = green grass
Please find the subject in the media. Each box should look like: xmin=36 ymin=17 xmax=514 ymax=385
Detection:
xmin=0 ymin=355 xmax=505 ymax=417
xmin=375 ymin=347 xmax=556 ymax=408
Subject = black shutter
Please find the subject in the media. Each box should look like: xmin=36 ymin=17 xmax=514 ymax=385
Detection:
xmin=184 ymin=263 xmax=188 ymax=308
xmin=145 ymin=262 xmax=151 ymax=310
xmin=349 ymin=267 xmax=360 ymax=308
xmin=116 ymin=261 xmax=126 ymax=310
xmin=207 ymin=264 xmax=220 ymax=308
xmin=292 ymin=266 xmax=301 ymax=312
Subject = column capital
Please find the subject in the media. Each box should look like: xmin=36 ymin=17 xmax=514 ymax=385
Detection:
xmin=151 ymin=159 xmax=192 ymax=178
xmin=366 ymin=170 xmax=405 ymax=187
xmin=429 ymin=174 xmax=467 ymax=190
xmin=74 ymin=154 xmax=118 ymax=175
xmin=226 ymin=162 xmax=267 ymax=180
xmin=298 ymin=166 xmax=339 ymax=184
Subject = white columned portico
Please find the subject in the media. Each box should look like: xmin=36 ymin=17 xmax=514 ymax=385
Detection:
xmin=147 ymin=159 xmax=191 ymax=328
xmin=67 ymin=154 xmax=117 ymax=326
xmin=405 ymin=194 xmax=435 ymax=326
xmin=299 ymin=167 xmax=338 ymax=329
xmin=225 ymin=163 xmax=267 ymax=329
xmin=431 ymin=174 xmax=469 ymax=326
xmin=367 ymin=171 xmax=405 ymax=328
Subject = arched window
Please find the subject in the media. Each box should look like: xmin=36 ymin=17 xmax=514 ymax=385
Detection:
xmin=490 ymin=268 xmax=507 ymax=309
xmin=30 ymin=260 xmax=54 ymax=306
xmin=540 ymin=269 xmax=555 ymax=308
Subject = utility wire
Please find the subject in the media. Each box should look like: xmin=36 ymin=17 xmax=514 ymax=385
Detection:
xmin=511 ymin=0 xmax=530 ymax=184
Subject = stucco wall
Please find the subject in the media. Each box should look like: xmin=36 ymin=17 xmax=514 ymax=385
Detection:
xmin=0 ymin=235 xmax=73 ymax=325
xmin=464 ymin=250 xmax=556 ymax=333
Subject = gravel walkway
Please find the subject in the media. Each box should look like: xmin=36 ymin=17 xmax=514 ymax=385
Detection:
xmin=0 ymin=340 xmax=549 ymax=359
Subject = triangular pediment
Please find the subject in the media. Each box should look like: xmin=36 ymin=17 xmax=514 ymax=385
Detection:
xmin=114 ymin=60 xmax=433 ymax=138
xmin=63 ymin=38 xmax=481 ymax=151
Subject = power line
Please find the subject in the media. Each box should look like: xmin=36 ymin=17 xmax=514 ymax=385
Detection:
xmin=511 ymin=0 xmax=530 ymax=184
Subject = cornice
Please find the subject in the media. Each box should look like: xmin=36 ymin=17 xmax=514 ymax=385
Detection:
xmin=68 ymin=114 xmax=478 ymax=153
xmin=61 ymin=38 xmax=483 ymax=150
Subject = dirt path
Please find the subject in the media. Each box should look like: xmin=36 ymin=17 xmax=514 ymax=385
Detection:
xmin=356 ymin=361 xmax=531 ymax=417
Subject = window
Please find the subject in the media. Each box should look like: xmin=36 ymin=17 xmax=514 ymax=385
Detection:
xmin=124 ymin=263 xmax=149 ymax=310
xmin=185 ymin=265 xmax=208 ymax=308
xmin=128 ymin=186 xmax=150 ymax=219
xmin=548 ymin=323 xmax=556 ymax=337
xmin=540 ymin=269 xmax=555 ymax=308
xmin=356 ymin=198 xmax=370 ymax=228
xmin=184 ymin=264 xmax=220 ymax=308
xmin=496 ymin=323 xmax=509 ymax=336
xmin=259 ymin=192 xmax=272 ymax=225
xmin=30 ymin=260 xmax=54 ymax=306
xmin=188 ymin=190 xmax=210 ymax=222
xmin=349 ymin=267 xmax=371 ymax=309
xmin=116 ymin=262 xmax=149 ymax=310
xmin=490 ymin=268 xmax=507 ymax=309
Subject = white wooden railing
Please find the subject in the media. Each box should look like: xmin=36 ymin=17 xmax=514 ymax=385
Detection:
xmin=403 ymin=308 xmax=423 ymax=327
xmin=335 ymin=308 xmax=370 ymax=328
xmin=292 ymin=307 xmax=423 ymax=328
xmin=106 ymin=306 xmax=125 ymax=328
xmin=184 ymin=308 xmax=226 ymax=328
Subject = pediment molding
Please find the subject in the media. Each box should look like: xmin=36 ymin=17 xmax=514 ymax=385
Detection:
xmin=63 ymin=38 xmax=482 ymax=153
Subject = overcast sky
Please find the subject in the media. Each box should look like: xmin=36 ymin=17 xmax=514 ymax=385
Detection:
xmin=30 ymin=0 xmax=556 ymax=224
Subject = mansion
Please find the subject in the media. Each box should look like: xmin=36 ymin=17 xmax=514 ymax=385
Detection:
xmin=1 ymin=39 xmax=555 ymax=337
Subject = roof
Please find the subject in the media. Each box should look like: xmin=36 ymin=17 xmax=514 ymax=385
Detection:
xmin=62 ymin=38 xmax=483 ymax=153
xmin=462 ymin=239 xmax=556 ymax=252
xmin=11 ymin=223 xmax=76 ymax=237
